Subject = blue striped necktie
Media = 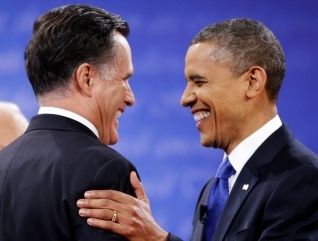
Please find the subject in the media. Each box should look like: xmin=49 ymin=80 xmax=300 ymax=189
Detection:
xmin=205 ymin=157 xmax=236 ymax=241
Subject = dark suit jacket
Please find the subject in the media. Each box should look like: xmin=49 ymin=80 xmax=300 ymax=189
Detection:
xmin=188 ymin=124 xmax=318 ymax=241
xmin=0 ymin=114 xmax=138 ymax=241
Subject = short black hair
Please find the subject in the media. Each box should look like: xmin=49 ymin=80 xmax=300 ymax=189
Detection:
xmin=192 ymin=18 xmax=286 ymax=101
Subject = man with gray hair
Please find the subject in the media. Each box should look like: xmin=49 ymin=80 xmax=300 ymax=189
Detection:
xmin=0 ymin=4 xmax=139 ymax=240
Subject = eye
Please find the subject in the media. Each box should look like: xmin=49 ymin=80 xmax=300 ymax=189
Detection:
xmin=194 ymin=80 xmax=206 ymax=87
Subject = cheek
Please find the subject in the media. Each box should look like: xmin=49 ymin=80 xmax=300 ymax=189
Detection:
xmin=197 ymin=88 xmax=219 ymax=105
xmin=110 ymin=89 xmax=126 ymax=108
xmin=103 ymin=90 xmax=126 ymax=120
xmin=100 ymin=88 xmax=121 ymax=108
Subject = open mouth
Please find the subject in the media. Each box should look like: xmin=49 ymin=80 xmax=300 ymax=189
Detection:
xmin=194 ymin=111 xmax=210 ymax=122
xmin=115 ymin=110 xmax=122 ymax=118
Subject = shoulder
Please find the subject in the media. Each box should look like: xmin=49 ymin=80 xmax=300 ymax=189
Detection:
xmin=280 ymin=137 xmax=318 ymax=168
xmin=82 ymin=143 xmax=132 ymax=165
xmin=85 ymin=146 xmax=138 ymax=195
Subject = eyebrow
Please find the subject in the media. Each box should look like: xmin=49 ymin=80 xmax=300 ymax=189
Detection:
xmin=187 ymin=74 xmax=206 ymax=81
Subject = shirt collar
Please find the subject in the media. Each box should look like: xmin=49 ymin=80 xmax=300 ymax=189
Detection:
xmin=38 ymin=107 xmax=99 ymax=138
xmin=226 ymin=115 xmax=282 ymax=173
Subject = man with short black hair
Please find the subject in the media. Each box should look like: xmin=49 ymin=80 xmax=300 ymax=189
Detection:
xmin=77 ymin=18 xmax=318 ymax=241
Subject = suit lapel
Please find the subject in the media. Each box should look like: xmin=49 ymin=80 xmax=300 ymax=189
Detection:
xmin=190 ymin=177 xmax=215 ymax=241
xmin=212 ymin=124 xmax=294 ymax=241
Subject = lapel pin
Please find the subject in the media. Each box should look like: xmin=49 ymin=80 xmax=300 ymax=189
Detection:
xmin=242 ymin=184 xmax=249 ymax=190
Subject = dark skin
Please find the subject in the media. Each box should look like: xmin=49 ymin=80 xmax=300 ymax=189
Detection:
xmin=77 ymin=171 xmax=169 ymax=241
xmin=77 ymin=42 xmax=275 ymax=241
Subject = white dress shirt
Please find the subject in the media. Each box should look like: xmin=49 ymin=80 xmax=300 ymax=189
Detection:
xmin=219 ymin=115 xmax=282 ymax=193
xmin=38 ymin=107 xmax=99 ymax=138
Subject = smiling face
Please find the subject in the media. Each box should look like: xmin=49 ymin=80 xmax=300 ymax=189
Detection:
xmin=181 ymin=42 xmax=250 ymax=153
xmin=92 ymin=33 xmax=135 ymax=145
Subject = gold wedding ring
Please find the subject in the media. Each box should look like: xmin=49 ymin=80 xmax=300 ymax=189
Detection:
xmin=111 ymin=210 xmax=118 ymax=222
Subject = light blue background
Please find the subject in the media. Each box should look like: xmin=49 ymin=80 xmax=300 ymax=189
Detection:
xmin=1 ymin=1 xmax=318 ymax=239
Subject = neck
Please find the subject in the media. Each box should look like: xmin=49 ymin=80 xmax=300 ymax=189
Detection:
xmin=38 ymin=91 xmax=96 ymax=127
xmin=225 ymin=104 xmax=278 ymax=154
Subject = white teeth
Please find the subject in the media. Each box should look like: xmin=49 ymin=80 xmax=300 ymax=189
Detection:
xmin=194 ymin=112 xmax=210 ymax=122
xmin=116 ymin=110 xmax=122 ymax=118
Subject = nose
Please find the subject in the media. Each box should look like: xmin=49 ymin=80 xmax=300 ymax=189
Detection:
xmin=180 ymin=85 xmax=196 ymax=107
xmin=125 ymin=82 xmax=135 ymax=106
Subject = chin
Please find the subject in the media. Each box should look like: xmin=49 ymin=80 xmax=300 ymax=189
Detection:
xmin=108 ymin=132 xmax=119 ymax=145
xmin=200 ymin=139 xmax=211 ymax=147
xmin=110 ymin=140 xmax=118 ymax=145
xmin=100 ymin=134 xmax=119 ymax=145
xmin=107 ymin=137 xmax=119 ymax=145
xmin=200 ymin=136 xmax=215 ymax=148
xmin=201 ymin=142 xmax=213 ymax=148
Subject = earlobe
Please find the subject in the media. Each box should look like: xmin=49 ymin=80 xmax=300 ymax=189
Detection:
xmin=75 ymin=63 xmax=94 ymax=97
xmin=246 ymin=66 xmax=267 ymax=98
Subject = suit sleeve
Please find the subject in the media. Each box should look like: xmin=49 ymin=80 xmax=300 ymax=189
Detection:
xmin=74 ymin=157 xmax=138 ymax=241
xmin=260 ymin=165 xmax=318 ymax=240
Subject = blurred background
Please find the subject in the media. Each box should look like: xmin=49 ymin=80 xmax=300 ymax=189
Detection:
xmin=1 ymin=0 xmax=318 ymax=239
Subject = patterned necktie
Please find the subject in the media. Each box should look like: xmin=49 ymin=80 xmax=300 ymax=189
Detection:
xmin=205 ymin=157 xmax=236 ymax=241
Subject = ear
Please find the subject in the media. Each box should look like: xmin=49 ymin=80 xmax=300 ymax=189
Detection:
xmin=245 ymin=66 xmax=267 ymax=98
xmin=74 ymin=63 xmax=96 ymax=97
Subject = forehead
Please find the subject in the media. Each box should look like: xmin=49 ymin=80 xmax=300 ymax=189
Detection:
xmin=186 ymin=42 xmax=213 ymax=63
xmin=113 ymin=32 xmax=133 ymax=76
xmin=185 ymin=43 xmax=216 ymax=70
xmin=184 ymin=42 xmax=216 ymax=75
xmin=184 ymin=42 xmax=236 ymax=81
xmin=114 ymin=32 xmax=132 ymax=60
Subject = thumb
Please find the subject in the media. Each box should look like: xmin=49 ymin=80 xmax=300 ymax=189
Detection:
xmin=130 ymin=171 xmax=149 ymax=204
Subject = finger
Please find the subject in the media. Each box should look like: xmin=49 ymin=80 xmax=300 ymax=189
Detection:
xmin=77 ymin=197 xmax=117 ymax=209
xmin=83 ymin=189 xmax=133 ymax=204
xmin=76 ymin=198 xmax=133 ymax=218
xmin=78 ymin=208 xmax=114 ymax=220
xmin=86 ymin=218 xmax=131 ymax=236
xmin=87 ymin=218 xmax=115 ymax=229
xmin=130 ymin=171 xmax=149 ymax=204
xmin=130 ymin=171 xmax=141 ymax=189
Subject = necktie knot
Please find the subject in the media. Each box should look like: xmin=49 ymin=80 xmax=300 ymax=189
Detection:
xmin=216 ymin=157 xmax=236 ymax=180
